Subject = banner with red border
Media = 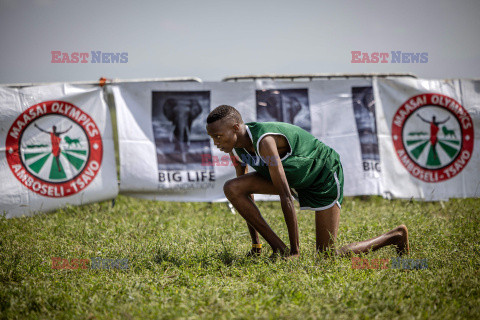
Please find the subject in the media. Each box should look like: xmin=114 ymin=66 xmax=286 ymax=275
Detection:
xmin=375 ymin=78 xmax=479 ymax=200
xmin=0 ymin=85 xmax=118 ymax=218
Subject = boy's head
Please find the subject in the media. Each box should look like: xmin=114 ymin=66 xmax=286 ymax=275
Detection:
xmin=206 ymin=105 xmax=243 ymax=153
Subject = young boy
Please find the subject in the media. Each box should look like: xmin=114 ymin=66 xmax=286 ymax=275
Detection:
xmin=206 ymin=105 xmax=409 ymax=258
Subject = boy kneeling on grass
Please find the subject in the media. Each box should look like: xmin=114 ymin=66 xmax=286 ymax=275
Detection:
xmin=206 ymin=105 xmax=409 ymax=259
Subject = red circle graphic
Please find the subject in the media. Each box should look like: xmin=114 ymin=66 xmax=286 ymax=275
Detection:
xmin=391 ymin=93 xmax=474 ymax=183
xmin=5 ymin=101 xmax=103 ymax=197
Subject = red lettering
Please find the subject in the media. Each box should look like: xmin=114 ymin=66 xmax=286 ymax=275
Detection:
xmin=351 ymin=51 xmax=362 ymax=63
xmin=61 ymin=52 xmax=71 ymax=63
xmin=60 ymin=258 xmax=70 ymax=269
xmin=351 ymin=257 xmax=361 ymax=269
xmin=379 ymin=52 xmax=389 ymax=63
xmin=51 ymin=257 xmax=62 ymax=269
xmin=79 ymin=259 xmax=89 ymax=269
xmin=230 ymin=155 xmax=240 ymax=167
xmin=71 ymin=52 xmax=79 ymax=63
xmin=51 ymin=51 xmax=61 ymax=63
xmin=70 ymin=259 xmax=79 ymax=269
xmin=380 ymin=259 xmax=389 ymax=269
xmin=361 ymin=52 xmax=371 ymax=63
xmin=201 ymin=154 xmax=212 ymax=166
xmin=79 ymin=52 xmax=89 ymax=63
xmin=361 ymin=258 xmax=369 ymax=269
xmin=220 ymin=155 xmax=230 ymax=166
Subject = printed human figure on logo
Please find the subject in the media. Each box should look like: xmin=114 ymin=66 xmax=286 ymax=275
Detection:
xmin=34 ymin=123 xmax=72 ymax=172
xmin=6 ymin=101 xmax=103 ymax=197
xmin=416 ymin=114 xmax=450 ymax=162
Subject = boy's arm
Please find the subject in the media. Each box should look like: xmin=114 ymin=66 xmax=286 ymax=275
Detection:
xmin=258 ymin=136 xmax=299 ymax=255
xmin=230 ymin=152 xmax=247 ymax=177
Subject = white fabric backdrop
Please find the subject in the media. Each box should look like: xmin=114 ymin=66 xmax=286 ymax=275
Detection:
xmin=0 ymin=84 xmax=118 ymax=218
xmin=112 ymin=81 xmax=254 ymax=201
xmin=113 ymin=79 xmax=384 ymax=203
xmin=374 ymin=77 xmax=479 ymax=200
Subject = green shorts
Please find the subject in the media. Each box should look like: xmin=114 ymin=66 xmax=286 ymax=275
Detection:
xmin=290 ymin=161 xmax=344 ymax=211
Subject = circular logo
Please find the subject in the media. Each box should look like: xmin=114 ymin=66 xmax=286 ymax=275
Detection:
xmin=392 ymin=93 xmax=474 ymax=183
xmin=5 ymin=101 xmax=103 ymax=197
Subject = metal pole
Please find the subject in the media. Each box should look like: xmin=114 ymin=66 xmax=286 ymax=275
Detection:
xmin=222 ymin=73 xmax=417 ymax=82
xmin=0 ymin=77 xmax=203 ymax=88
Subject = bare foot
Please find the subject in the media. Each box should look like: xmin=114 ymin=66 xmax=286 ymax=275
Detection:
xmin=335 ymin=247 xmax=352 ymax=257
xmin=394 ymin=224 xmax=409 ymax=256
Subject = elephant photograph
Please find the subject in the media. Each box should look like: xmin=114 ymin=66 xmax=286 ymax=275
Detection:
xmin=351 ymin=86 xmax=380 ymax=163
xmin=152 ymin=91 xmax=212 ymax=170
xmin=256 ymin=88 xmax=311 ymax=132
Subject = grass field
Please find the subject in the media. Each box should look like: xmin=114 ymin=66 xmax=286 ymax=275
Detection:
xmin=1 ymin=196 xmax=479 ymax=319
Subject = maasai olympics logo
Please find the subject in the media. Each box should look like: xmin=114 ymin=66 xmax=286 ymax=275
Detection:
xmin=6 ymin=101 xmax=103 ymax=197
xmin=392 ymin=93 xmax=474 ymax=183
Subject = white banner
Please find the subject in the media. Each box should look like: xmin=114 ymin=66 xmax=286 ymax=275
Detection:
xmin=0 ymin=84 xmax=118 ymax=218
xmin=255 ymin=79 xmax=383 ymax=197
xmin=113 ymin=79 xmax=383 ymax=202
xmin=112 ymin=81 xmax=255 ymax=201
xmin=375 ymin=77 xmax=480 ymax=200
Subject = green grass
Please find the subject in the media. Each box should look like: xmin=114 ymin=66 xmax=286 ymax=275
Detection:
xmin=1 ymin=196 xmax=479 ymax=319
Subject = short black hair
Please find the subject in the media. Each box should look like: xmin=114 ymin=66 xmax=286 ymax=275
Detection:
xmin=207 ymin=105 xmax=243 ymax=124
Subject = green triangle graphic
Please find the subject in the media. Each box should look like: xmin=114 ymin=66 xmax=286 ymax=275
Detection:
xmin=66 ymin=149 xmax=87 ymax=155
xmin=410 ymin=140 xmax=430 ymax=159
xmin=49 ymin=156 xmax=67 ymax=180
xmin=438 ymin=141 xmax=459 ymax=158
xmin=24 ymin=151 xmax=47 ymax=160
xmin=62 ymin=151 xmax=85 ymax=170
xmin=426 ymin=145 xmax=441 ymax=166
xmin=28 ymin=153 xmax=51 ymax=174
xmin=406 ymin=139 xmax=428 ymax=146
xmin=438 ymin=139 xmax=460 ymax=145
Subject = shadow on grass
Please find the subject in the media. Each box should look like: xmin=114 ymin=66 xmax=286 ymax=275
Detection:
xmin=153 ymin=247 xmax=185 ymax=267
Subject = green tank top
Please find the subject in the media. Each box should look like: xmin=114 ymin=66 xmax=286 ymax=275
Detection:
xmin=233 ymin=122 xmax=340 ymax=189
